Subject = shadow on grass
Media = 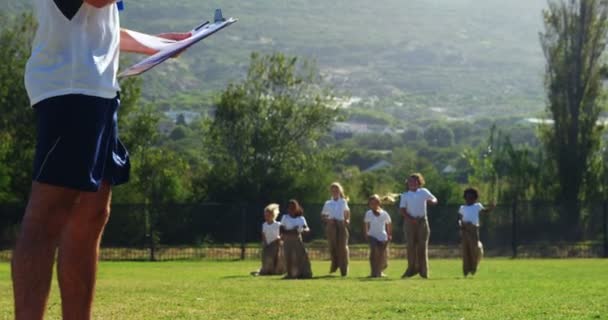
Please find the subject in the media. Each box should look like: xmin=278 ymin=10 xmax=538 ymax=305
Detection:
xmin=221 ymin=275 xmax=257 ymax=279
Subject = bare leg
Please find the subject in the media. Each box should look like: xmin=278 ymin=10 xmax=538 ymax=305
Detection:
xmin=12 ymin=183 xmax=79 ymax=320
xmin=57 ymin=182 xmax=111 ymax=320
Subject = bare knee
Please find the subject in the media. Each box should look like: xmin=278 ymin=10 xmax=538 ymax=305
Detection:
xmin=69 ymin=183 xmax=112 ymax=237
xmin=90 ymin=204 xmax=111 ymax=232
xmin=71 ymin=203 xmax=111 ymax=237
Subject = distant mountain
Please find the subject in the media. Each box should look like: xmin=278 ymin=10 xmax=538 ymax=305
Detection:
xmin=3 ymin=0 xmax=550 ymax=117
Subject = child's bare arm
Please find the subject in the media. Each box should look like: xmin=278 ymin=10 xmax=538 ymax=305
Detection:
xmin=481 ymin=203 xmax=496 ymax=214
xmin=386 ymin=223 xmax=393 ymax=241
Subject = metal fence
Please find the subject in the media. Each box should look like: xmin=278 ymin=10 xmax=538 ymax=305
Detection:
xmin=1 ymin=201 xmax=607 ymax=261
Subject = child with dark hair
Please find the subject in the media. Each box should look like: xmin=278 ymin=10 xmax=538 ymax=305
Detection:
xmin=280 ymin=200 xmax=313 ymax=279
xmin=364 ymin=195 xmax=392 ymax=278
xmin=458 ymin=188 xmax=495 ymax=277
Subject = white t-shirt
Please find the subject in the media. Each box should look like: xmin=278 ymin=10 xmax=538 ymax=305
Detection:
xmin=280 ymin=215 xmax=308 ymax=230
xmin=321 ymin=198 xmax=350 ymax=221
xmin=262 ymin=221 xmax=281 ymax=244
xmin=399 ymin=188 xmax=436 ymax=218
xmin=25 ymin=0 xmax=121 ymax=106
xmin=364 ymin=210 xmax=392 ymax=242
xmin=459 ymin=203 xmax=485 ymax=226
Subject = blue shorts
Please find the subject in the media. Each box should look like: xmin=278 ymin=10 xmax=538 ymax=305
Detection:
xmin=32 ymin=94 xmax=130 ymax=192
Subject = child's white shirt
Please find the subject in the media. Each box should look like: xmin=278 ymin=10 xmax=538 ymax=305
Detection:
xmin=399 ymin=188 xmax=436 ymax=218
xmin=280 ymin=215 xmax=308 ymax=230
xmin=262 ymin=221 xmax=281 ymax=244
xmin=321 ymin=198 xmax=349 ymax=221
xmin=458 ymin=203 xmax=485 ymax=226
xmin=364 ymin=210 xmax=392 ymax=242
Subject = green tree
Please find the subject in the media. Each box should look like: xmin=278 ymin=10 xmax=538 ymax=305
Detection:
xmin=205 ymin=52 xmax=338 ymax=203
xmin=113 ymin=74 xmax=196 ymax=204
xmin=423 ymin=123 xmax=454 ymax=148
xmin=540 ymin=0 xmax=608 ymax=225
xmin=0 ymin=13 xmax=37 ymax=202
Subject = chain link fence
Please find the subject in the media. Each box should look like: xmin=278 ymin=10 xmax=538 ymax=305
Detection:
xmin=1 ymin=201 xmax=607 ymax=261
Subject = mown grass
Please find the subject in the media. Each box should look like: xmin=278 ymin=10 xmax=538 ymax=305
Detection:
xmin=1 ymin=259 xmax=607 ymax=319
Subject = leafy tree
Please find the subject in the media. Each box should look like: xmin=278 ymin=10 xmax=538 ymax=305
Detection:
xmin=463 ymin=126 xmax=551 ymax=204
xmin=0 ymin=13 xmax=37 ymax=202
xmin=423 ymin=123 xmax=454 ymax=148
xmin=113 ymin=74 xmax=196 ymax=204
xmin=205 ymin=52 xmax=338 ymax=203
xmin=176 ymin=113 xmax=187 ymax=126
xmin=540 ymin=0 xmax=608 ymax=225
xmin=169 ymin=125 xmax=189 ymax=140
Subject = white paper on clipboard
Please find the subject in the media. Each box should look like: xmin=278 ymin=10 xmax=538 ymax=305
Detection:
xmin=118 ymin=9 xmax=237 ymax=78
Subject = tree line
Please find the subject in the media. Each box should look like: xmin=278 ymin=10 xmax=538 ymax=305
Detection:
xmin=2 ymin=1 xmax=608 ymax=233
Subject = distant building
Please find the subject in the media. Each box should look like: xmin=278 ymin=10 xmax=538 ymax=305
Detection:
xmin=363 ymin=160 xmax=393 ymax=173
xmin=442 ymin=165 xmax=457 ymax=174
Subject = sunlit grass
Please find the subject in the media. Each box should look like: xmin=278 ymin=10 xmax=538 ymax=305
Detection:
xmin=1 ymin=259 xmax=607 ymax=319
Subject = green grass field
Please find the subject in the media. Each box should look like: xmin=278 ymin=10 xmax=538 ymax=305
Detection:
xmin=1 ymin=259 xmax=607 ymax=319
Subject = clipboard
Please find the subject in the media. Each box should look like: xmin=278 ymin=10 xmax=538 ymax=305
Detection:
xmin=118 ymin=9 xmax=237 ymax=78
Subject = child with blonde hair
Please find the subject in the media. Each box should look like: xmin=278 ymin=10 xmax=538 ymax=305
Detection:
xmin=252 ymin=203 xmax=285 ymax=276
xmin=321 ymin=182 xmax=351 ymax=276
xmin=399 ymin=173 xmax=437 ymax=279
xmin=364 ymin=194 xmax=392 ymax=278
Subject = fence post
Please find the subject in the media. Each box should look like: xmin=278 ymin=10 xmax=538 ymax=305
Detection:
xmin=240 ymin=205 xmax=246 ymax=260
xmin=145 ymin=205 xmax=156 ymax=262
xmin=511 ymin=199 xmax=518 ymax=258
xmin=603 ymin=201 xmax=608 ymax=258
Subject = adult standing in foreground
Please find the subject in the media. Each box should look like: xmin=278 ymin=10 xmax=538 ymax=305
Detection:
xmin=12 ymin=0 xmax=190 ymax=319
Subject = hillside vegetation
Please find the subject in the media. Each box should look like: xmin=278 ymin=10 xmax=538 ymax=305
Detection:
xmin=3 ymin=0 xmax=549 ymax=117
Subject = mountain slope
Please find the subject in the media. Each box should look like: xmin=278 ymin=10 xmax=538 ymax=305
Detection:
xmin=3 ymin=0 xmax=550 ymax=117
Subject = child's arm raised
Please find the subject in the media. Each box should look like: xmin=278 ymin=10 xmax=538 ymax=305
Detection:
xmin=481 ymin=203 xmax=496 ymax=214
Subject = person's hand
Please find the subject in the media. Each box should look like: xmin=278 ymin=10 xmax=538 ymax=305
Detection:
xmin=156 ymin=32 xmax=192 ymax=41
xmin=387 ymin=234 xmax=392 ymax=242
xmin=345 ymin=219 xmax=350 ymax=225
xmin=156 ymin=32 xmax=192 ymax=57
